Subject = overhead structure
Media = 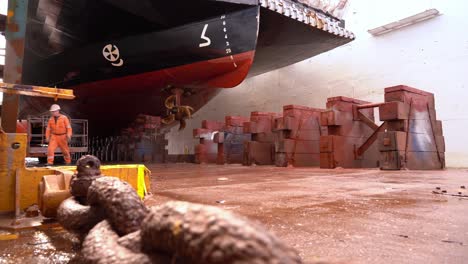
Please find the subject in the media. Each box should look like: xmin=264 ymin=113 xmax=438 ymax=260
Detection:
xmin=0 ymin=82 xmax=75 ymax=100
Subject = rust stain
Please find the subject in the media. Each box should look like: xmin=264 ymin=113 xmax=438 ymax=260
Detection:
xmin=7 ymin=23 xmax=19 ymax=33
xmin=171 ymin=220 xmax=182 ymax=236
xmin=9 ymin=39 xmax=24 ymax=56
xmin=0 ymin=233 xmax=19 ymax=241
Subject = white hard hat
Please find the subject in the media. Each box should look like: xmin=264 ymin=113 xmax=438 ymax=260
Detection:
xmin=49 ymin=104 xmax=61 ymax=112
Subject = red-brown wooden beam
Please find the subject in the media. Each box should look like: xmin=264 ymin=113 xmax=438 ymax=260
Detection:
xmin=356 ymin=122 xmax=387 ymax=157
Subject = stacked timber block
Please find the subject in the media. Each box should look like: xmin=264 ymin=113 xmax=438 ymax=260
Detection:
xmin=111 ymin=114 xmax=167 ymax=163
xmin=152 ymin=133 xmax=169 ymax=163
xmin=215 ymin=116 xmax=251 ymax=164
xmin=378 ymin=85 xmax=445 ymax=170
xmin=193 ymin=120 xmax=225 ymax=164
xmin=132 ymin=115 xmax=164 ymax=162
xmin=320 ymin=97 xmax=380 ymax=168
xmin=274 ymin=105 xmax=327 ymax=167
xmin=243 ymin=112 xmax=282 ymax=166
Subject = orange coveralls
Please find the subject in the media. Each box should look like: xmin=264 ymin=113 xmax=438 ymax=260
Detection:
xmin=46 ymin=114 xmax=73 ymax=164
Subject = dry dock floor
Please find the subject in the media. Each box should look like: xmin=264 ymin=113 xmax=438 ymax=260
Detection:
xmin=1 ymin=164 xmax=468 ymax=263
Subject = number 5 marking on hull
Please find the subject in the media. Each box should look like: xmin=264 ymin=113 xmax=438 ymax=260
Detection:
xmin=199 ymin=24 xmax=211 ymax=48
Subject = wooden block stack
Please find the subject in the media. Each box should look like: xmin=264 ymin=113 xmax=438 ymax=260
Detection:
xmin=320 ymin=97 xmax=379 ymax=168
xmin=274 ymin=105 xmax=327 ymax=167
xmin=135 ymin=114 xmax=161 ymax=131
xmin=378 ymin=85 xmax=445 ymax=170
xmin=215 ymin=116 xmax=251 ymax=164
xmin=243 ymin=112 xmax=282 ymax=166
xmin=193 ymin=120 xmax=225 ymax=164
xmin=152 ymin=133 xmax=168 ymax=163
xmin=135 ymin=115 xmax=162 ymax=162
xmin=90 ymin=114 xmax=170 ymax=163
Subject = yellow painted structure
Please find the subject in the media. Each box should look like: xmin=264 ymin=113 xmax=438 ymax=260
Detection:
xmin=39 ymin=172 xmax=74 ymax=218
xmin=0 ymin=132 xmax=151 ymax=214
xmin=0 ymin=82 xmax=75 ymax=100
xmin=54 ymin=165 xmax=150 ymax=199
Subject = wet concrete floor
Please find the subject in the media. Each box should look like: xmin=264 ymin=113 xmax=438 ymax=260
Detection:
xmin=0 ymin=222 xmax=78 ymax=263
xmin=145 ymin=164 xmax=468 ymax=263
xmin=0 ymin=164 xmax=467 ymax=263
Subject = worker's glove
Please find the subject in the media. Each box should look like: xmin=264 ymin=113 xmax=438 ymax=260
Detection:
xmin=67 ymin=136 xmax=71 ymax=142
xmin=45 ymin=138 xmax=50 ymax=143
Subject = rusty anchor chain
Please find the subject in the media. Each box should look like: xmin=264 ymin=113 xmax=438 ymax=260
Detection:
xmin=58 ymin=155 xmax=301 ymax=264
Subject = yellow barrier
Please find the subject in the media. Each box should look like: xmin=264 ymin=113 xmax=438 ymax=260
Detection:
xmin=0 ymin=132 xmax=151 ymax=214
xmin=54 ymin=164 xmax=151 ymax=199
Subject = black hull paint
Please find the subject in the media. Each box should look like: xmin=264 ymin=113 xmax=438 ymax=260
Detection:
xmin=23 ymin=6 xmax=260 ymax=88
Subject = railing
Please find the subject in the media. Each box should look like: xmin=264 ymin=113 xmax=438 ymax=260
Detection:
xmin=259 ymin=0 xmax=354 ymax=38
xmin=26 ymin=115 xmax=88 ymax=160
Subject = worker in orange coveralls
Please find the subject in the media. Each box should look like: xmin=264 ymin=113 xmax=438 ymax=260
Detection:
xmin=45 ymin=104 xmax=72 ymax=165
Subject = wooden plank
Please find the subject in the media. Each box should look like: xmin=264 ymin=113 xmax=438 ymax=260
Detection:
xmin=275 ymin=139 xmax=320 ymax=154
xmin=356 ymin=122 xmax=386 ymax=156
xmin=358 ymin=111 xmax=379 ymax=131
xmin=379 ymin=101 xmax=410 ymax=121
xmin=379 ymin=151 xmax=402 ymax=170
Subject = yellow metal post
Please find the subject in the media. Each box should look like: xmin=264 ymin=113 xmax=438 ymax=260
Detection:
xmin=15 ymin=169 xmax=20 ymax=217
xmin=0 ymin=132 xmax=27 ymax=212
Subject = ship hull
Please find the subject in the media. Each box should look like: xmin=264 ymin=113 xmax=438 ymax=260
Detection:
xmin=22 ymin=5 xmax=260 ymax=89
xmin=21 ymin=51 xmax=255 ymax=133
xmin=17 ymin=0 xmax=354 ymax=134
